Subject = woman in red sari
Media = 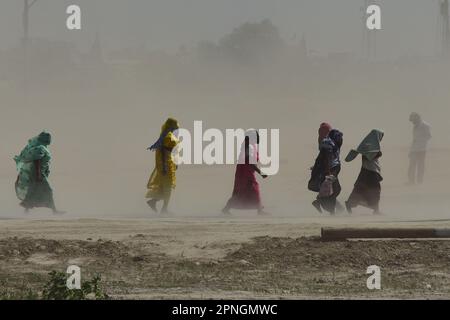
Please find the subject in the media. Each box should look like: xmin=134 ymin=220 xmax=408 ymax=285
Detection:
xmin=222 ymin=130 xmax=268 ymax=215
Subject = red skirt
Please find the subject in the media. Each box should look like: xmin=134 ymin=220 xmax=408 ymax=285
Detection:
xmin=227 ymin=164 xmax=262 ymax=209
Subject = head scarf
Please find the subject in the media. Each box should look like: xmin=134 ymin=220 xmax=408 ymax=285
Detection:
xmin=245 ymin=129 xmax=259 ymax=145
xmin=318 ymin=123 xmax=332 ymax=144
xmin=148 ymin=118 xmax=179 ymax=151
xmin=25 ymin=131 xmax=51 ymax=148
xmin=409 ymin=112 xmax=421 ymax=125
xmin=328 ymin=129 xmax=343 ymax=150
xmin=345 ymin=129 xmax=384 ymax=162
xmin=37 ymin=131 xmax=51 ymax=146
xmin=14 ymin=131 xmax=52 ymax=167
xmin=238 ymin=129 xmax=259 ymax=164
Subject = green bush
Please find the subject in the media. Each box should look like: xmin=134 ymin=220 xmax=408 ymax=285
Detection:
xmin=42 ymin=271 xmax=109 ymax=300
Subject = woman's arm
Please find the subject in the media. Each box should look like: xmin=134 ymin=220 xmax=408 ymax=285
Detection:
xmin=251 ymin=164 xmax=268 ymax=178
xmin=162 ymin=133 xmax=178 ymax=175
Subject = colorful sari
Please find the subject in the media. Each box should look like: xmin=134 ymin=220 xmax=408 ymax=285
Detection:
xmin=146 ymin=118 xmax=180 ymax=200
xmin=225 ymin=133 xmax=262 ymax=210
xmin=14 ymin=132 xmax=55 ymax=210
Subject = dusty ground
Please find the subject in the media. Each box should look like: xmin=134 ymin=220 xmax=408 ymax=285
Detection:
xmin=1 ymin=49 xmax=450 ymax=300
xmin=0 ymin=217 xmax=449 ymax=299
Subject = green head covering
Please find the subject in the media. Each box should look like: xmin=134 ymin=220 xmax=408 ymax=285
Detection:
xmin=37 ymin=131 xmax=52 ymax=146
xmin=345 ymin=129 xmax=384 ymax=162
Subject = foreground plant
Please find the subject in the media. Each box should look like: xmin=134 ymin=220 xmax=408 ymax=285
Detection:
xmin=42 ymin=271 xmax=109 ymax=300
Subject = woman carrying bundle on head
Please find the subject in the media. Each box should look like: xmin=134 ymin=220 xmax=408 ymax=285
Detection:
xmin=309 ymin=128 xmax=344 ymax=214
xmin=318 ymin=122 xmax=332 ymax=147
xmin=146 ymin=118 xmax=180 ymax=214
xmin=345 ymin=129 xmax=384 ymax=215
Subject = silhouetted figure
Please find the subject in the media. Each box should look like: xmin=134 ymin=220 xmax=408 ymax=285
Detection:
xmin=408 ymin=113 xmax=431 ymax=185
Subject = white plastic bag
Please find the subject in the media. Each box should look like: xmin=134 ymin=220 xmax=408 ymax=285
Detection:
xmin=318 ymin=175 xmax=336 ymax=198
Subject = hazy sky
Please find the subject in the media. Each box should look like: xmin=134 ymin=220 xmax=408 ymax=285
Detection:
xmin=0 ymin=0 xmax=442 ymax=58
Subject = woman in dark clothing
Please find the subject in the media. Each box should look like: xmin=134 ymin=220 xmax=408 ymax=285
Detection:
xmin=318 ymin=122 xmax=332 ymax=146
xmin=310 ymin=129 xmax=343 ymax=214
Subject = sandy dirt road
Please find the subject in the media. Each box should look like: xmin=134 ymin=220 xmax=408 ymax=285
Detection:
xmin=1 ymin=216 xmax=449 ymax=299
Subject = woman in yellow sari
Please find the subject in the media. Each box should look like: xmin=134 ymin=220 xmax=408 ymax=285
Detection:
xmin=146 ymin=118 xmax=180 ymax=214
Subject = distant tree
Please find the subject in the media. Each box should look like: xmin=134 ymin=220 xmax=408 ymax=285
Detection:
xmin=197 ymin=40 xmax=220 ymax=61
xmin=198 ymin=19 xmax=286 ymax=66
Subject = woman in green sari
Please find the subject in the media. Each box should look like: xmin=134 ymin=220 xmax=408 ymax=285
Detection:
xmin=14 ymin=131 xmax=64 ymax=214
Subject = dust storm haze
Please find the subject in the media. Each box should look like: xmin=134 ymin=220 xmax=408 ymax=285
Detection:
xmin=1 ymin=0 xmax=449 ymax=220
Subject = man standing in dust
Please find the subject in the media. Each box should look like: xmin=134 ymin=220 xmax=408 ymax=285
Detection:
xmin=408 ymin=112 xmax=431 ymax=185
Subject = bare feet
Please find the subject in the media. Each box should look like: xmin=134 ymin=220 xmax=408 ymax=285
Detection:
xmin=312 ymin=200 xmax=322 ymax=213
xmin=345 ymin=201 xmax=352 ymax=214
xmin=257 ymin=209 xmax=270 ymax=216
xmin=335 ymin=202 xmax=345 ymax=214
xmin=221 ymin=208 xmax=231 ymax=215
xmin=146 ymin=199 xmax=157 ymax=212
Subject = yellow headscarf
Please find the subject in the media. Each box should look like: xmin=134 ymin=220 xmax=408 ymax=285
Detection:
xmin=148 ymin=118 xmax=180 ymax=151
xmin=161 ymin=118 xmax=179 ymax=134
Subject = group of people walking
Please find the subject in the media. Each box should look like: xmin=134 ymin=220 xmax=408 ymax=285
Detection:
xmin=144 ymin=118 xmax=268 ymax=215
xmin=13 ymin=113 xmax=431 ymax=216
xmin=309 ymin=124 xmax=384 ymax=215
xmin=308 ymin=112 xmax=431 ymax=215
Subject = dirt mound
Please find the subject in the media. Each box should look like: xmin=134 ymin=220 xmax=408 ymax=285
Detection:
xmin=222 ymin=236 xmax=450 ymax=298
xmin=228 ymin=236 xmax=450 ymax=270
xmin=0 ymin=237 xmax=130 ymax=261
xmin=1 ymin=235 xmax=449 ymax=299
